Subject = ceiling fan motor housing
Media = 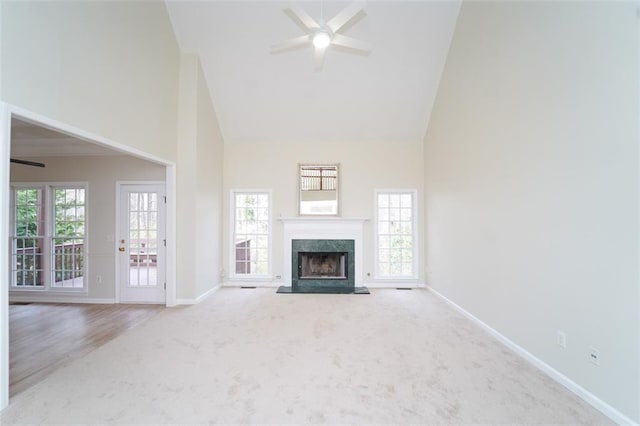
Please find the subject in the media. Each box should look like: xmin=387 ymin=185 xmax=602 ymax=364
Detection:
xmin=312 ymin=30 xmax=332 ymax=48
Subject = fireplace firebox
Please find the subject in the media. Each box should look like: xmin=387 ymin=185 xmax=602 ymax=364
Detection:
xmin=298 ymin=252 xmax=347 ymax=280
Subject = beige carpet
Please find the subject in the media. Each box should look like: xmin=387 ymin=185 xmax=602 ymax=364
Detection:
xmin=1 ymin=288 xmax=612 ymax=424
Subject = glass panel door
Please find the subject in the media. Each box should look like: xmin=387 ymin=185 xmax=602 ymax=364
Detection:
xmin=128 ymin=191 xmax=158 ymax=287
xmin=118 ymin=184 xmax=165 ymax=303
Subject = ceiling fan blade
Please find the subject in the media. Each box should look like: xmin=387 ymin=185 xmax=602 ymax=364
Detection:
xmin=270 ymin=34 xmax=311 ymax=53
xmin=285 ymin=5 xmax=320 ymax=31
xmin=314 ymin=45 xmax=328 ymax=71
xmin=327 ymin=1 xmax=366 ymax=33
xmin=331 ymin=34 xmax=372 ymax=53
xmin=10 ymin=158 xmax=45 ymax=168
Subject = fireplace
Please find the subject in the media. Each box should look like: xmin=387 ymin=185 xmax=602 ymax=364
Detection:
xmin=290 ymin=239 xmax=356 ymax=293
xmin=298 ymin=252 xmax=347 ymax=280
xmin=277 ymin=217 xmax=369 ymax=294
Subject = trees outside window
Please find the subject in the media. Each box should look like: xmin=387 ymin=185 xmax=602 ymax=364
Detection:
xmin=52 ymin=188 xmax=86 ymax=288
xmin=232 ymin=191 xmax=270 ymax=277
xmin=11 ymin=185 xmax=87 ymax=290
xmin=13 ymin=188 xmax=45 ymax=287
xmin=376 ymin=190 xmax=417 ymax=279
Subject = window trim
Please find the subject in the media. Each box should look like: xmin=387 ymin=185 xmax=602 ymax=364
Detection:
xmin=229 ymin=189 xmax=272 ymax=281
xmin=374 ymin=189 xmax=418 ymax=280
xmin=9 ymin=182 xmax=89 ymax=293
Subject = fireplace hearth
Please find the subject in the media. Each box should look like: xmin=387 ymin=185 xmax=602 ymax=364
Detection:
xmin=277 ymin=239 xmax=369 ymax=294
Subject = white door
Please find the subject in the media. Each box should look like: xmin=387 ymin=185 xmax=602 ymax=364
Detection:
xmin=118 ymin=184 xmax=166 ymax=303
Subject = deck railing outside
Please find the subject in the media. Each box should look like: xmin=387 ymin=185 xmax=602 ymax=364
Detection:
xmin=14 ymin=242 xmax=84 ymax=287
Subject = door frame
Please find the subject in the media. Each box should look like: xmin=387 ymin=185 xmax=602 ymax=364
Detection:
xmin=115 ymin=181 xmax=167 ymax=304
xmin=0 ymin=103 xmax=177 ymax=411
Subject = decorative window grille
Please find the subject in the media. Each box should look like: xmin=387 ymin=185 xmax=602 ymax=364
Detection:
xmin=10 ymin=184 xmax=87 ymax=290
xmin=376 ymin=190 xmax=417 ymax=278
xmin=232 ymin=191 xmax=270 ymax=276
xmin=300 ymin=167 xmax=337 ymax=191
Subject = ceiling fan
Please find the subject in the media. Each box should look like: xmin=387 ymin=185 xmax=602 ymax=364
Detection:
xmin=270 ymin=1 xmax=371 ymax=70
xmin=10 ymin=158 xmax=45 ymax=168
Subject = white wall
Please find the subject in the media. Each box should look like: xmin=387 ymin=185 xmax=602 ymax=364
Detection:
xmin=424 ymin=2 xmax=639 ymax=422
xmin=0 ymin=106 xmax=9 ymax=412
xmin=223 ymin=141 xmax=424 ymax=285
xmin=176 ymin=54 xmax=225 ymax=301
xmin=0 ymin=2 xmax=3 ymax=101
xmin=10 ymin=155 xmax=165 ymax=301
xmin=195 ymin=58 xmax=224 ymax=299
xmin=1 ymin=1 xmax=180 ymax=162
xmin=176 ymin=55 xmax=198 ymax=300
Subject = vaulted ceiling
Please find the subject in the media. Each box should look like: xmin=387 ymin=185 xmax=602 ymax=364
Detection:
xmin=166 ymin=1 xmax=461 ymax=145
xmin=11 ymin=2 xmax=462 ymax=156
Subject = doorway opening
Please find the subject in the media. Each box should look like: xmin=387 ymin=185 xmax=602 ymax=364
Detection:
xmin=0 ymin=104 xmax=177 ymax=406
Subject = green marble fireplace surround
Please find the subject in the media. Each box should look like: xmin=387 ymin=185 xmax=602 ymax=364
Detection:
xmin=292 ymin=239 xmax=355 ymax=292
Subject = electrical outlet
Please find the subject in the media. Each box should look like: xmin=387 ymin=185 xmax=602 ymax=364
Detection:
xmin=589 ymin=347 xmax=600 ymax=365
xmin=557 ymin=330 xmax=567 ymax=348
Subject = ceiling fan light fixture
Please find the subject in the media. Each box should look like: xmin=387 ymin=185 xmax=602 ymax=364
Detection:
xmin=312 ymin=31 xmax=331 ymax=49
xmin=271 ymin=2 xmax=370 ymax=70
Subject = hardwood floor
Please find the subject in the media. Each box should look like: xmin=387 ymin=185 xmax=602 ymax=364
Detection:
xmin=9 ymin=302 xmax=164 ymax=397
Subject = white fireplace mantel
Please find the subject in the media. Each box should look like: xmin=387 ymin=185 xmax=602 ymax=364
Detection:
xmin=279 ymin=217 xmax=369 ymax=286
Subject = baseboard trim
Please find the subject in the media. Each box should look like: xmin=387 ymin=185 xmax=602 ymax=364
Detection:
xmin=176 ymin=285 xmax=221 ymax=305
xmin=9 ymin=295 xmax=115 ymax=304
xmin=221 ymin=282 xmax=426 ymax=290
xmin=427 ymin=286 xmax=638 ymax=426
xmin=222 ymin=281 xmax=280 ymax=288
xmin=364 ymin=281 xmax=426 ymax=289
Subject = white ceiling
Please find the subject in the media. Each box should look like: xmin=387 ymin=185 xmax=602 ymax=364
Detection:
xmin=166 ymin=1 xmax=461 ymax=145
xmin=11 ymin=118 xmax=121 ymax=158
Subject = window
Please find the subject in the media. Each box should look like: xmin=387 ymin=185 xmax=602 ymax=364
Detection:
xmin=10 ymin=184 xmax=87 ymax=290
xmin=128 ymin=191 xmax=159 ymax=287
xmin=232 ymin=191 xmax=270 ymax=277
xmin=376 ymin=190 xmax=417 ymax=278
xmin=52 ymin=188 xmax=86 ymax=288
xmin=12 ymin=188 xmax=45 ymax=287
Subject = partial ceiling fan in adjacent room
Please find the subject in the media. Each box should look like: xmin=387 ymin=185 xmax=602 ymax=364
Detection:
xmin=270 ymin=1 xmax=371 ymax=70
xmin=10 ymin=158 xmax=45 ymax=168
